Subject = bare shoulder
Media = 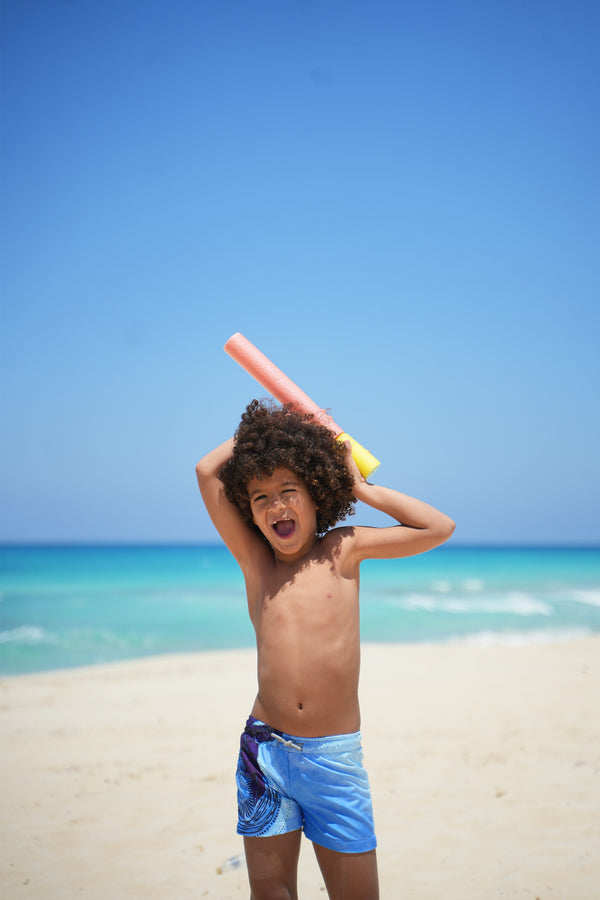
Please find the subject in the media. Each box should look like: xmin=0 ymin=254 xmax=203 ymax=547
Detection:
xmin=319 ymin=525 xmax=356 ymax=549
xmin=319 ymin=525 xmax=361 ymax=572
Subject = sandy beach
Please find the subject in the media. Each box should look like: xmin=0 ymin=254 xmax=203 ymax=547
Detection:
xmin=1 ymin=637 xmax=599 ymax=899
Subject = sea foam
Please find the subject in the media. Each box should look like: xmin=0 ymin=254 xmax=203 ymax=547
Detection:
xmin=456 ymin=627 xmax=591 ymax=647
xmin=571 ymin=589 xmax=600 ymax=608
xmin=0 ymin=625 xmax=58 ymax=645
xmin=396 ymin=592 xmax=553 ymax=616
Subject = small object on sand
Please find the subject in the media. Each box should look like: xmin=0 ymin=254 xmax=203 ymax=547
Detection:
xmin=217 ymin=853 xmax=245 ymax=874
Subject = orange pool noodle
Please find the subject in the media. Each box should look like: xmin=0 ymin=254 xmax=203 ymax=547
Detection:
xmin=224 ymin=332 xmax=380 ymax=479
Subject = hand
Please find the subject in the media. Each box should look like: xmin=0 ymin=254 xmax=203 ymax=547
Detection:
xmin=342 ymin=440 xmax=367 ymax=497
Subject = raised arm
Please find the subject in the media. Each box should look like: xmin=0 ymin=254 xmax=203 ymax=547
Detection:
xmin=195 ymin=440 xmax=265 ymax=568
xmin=342 ymin=445 xmax=455 ymax=561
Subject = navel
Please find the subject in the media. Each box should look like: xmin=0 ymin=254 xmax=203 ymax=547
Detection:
xmin=297 ymin=702 xmax=303 ymax=710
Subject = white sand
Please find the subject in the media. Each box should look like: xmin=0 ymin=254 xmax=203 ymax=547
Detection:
xmin=1 ymin=637 xmax=599 ymax=899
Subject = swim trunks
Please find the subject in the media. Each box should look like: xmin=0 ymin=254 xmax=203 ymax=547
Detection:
xmin=236 ymin=715 xmax=377 ymax=853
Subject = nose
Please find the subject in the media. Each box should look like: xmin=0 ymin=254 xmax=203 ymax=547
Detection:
xmin=268 ymin=494 xmax=286 ymax=512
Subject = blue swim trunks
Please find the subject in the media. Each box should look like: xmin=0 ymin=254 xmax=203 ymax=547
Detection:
xmin=236 ymin=715 xmax=377 ymax=854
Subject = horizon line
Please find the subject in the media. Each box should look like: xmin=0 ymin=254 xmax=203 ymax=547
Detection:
xmin=1 ymin=540 xmax=599 ymax=551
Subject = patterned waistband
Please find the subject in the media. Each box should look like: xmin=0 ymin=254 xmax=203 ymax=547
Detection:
xmin=244 ymin=715 xmax=362 ymax=754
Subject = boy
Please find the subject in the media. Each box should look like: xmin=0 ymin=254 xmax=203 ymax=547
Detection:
xmin=196 ymin=399 xmax=454 ymax=900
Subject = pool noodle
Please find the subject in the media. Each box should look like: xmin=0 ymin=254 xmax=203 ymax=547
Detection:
xmin=224 ymin=332 xmax=342 ymax=432
xmin=224 ymin=332 xmax=381 ymax=479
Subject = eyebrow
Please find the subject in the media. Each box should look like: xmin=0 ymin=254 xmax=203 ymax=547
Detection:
xmin=248 ymin=478 xmax=300 ymax=499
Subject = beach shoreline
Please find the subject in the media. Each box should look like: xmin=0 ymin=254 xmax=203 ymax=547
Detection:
xmin=2 ymin=637 xmax=599 ymax=898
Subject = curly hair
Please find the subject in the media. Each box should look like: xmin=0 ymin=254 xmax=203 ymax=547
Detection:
xmin=219 ymin=399 xmax=356 ymax=536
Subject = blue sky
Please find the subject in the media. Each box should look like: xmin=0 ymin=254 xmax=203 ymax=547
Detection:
xmin=1 ymin=0 xmax=598 ymax=545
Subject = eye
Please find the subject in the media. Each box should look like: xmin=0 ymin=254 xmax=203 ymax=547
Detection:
xmin=251 ymin=494 xmax=267 ymax=504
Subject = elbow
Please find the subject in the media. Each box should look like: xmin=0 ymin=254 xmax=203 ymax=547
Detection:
xmin=195 ymin=458 xmax=214 ymax=487
xmin=440 ymin=515 xmax=456 ymax=543
xmin=430 ymin=514 xmax=455 ymax=546
xmin=195 ymin=453 xmax=216 ymax=477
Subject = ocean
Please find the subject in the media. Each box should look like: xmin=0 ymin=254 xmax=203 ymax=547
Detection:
xmin=1 ymin=544 xmax=599 ymax=676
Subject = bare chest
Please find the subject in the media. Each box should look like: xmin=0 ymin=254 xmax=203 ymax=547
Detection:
xmin=253 ymin=561 xmax=358 ymax=637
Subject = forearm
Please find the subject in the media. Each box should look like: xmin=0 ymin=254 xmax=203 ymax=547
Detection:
xmin=355 ymin=480 xmax=455 ymax=536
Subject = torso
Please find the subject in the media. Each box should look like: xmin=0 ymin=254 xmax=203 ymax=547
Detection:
xmin=245 ymin=527 xmax=362 ymax=737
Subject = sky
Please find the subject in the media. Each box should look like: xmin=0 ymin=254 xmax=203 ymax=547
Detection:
xmin=1 ymin=0 xmax=599 ymax=545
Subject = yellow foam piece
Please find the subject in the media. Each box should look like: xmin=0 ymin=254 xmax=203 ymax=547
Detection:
xmin=336 ymin=433 xmax=381 ymax=480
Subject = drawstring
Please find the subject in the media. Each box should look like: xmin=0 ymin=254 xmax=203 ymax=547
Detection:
xmin=271 ymin=732 xmax=304 ymax=751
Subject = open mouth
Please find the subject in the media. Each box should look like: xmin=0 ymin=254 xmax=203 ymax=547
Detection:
xmin=272 ymin=519 xmax=296 ymax=538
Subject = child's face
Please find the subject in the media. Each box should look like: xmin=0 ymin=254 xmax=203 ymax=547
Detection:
xmin=247 ymin=467 xmax=318 ymax=562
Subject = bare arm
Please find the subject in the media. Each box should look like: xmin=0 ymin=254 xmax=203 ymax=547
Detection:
xmin=195 ymin=440 xmax=265 ymax=569
xmin=343 ymin=444 xmax=455 ymax=561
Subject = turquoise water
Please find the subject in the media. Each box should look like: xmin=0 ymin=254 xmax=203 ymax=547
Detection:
xmin=1 ymin=544 xmax=599 ymax=675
